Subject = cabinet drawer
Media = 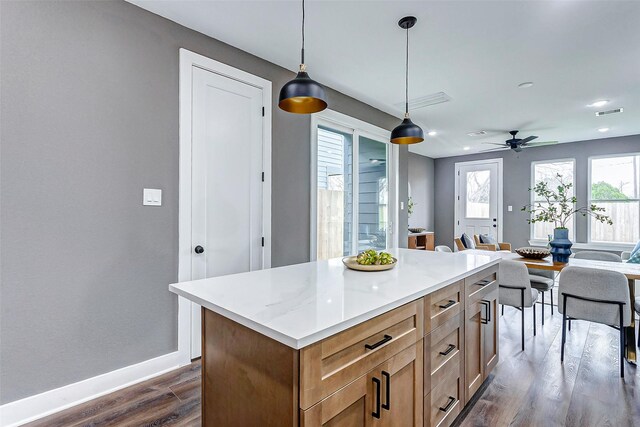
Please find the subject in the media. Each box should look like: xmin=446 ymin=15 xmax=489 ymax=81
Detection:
xmin=424 ymin=313 xmax=464 ymax=394
xmin=424 ymin=366 xmax=462 ymax=427
xmin=424 ymin=281 xmax=463 ymax=334
xmin=300 ymin=300 xmax=424 ymax=409
xmin=465 ymin=266 xmax=498 ymax=307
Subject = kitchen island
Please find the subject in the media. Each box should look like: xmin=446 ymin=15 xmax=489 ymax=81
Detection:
xmin=169 ymin=249 xmax=501 ymax=426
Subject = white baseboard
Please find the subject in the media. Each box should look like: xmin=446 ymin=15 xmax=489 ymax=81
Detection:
xmin=0 ymin=351 xmax=184 ymax=427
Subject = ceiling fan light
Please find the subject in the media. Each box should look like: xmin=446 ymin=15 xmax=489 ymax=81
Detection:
xmin=278 ymin=70 xmax=327 ymax=114
xmin=390 ymin=117 xmax=424 ymax=145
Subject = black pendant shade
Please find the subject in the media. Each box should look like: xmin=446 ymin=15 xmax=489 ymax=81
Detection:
xmin=279 ymin=70 xmax=327 ymax=114
xmin=278 ymin=0 xmax=328 ymax=114
xmin=390 ymin=116 xmax=425 ymax=145
xmin=391 ymin=16 xmax=424 ymax=145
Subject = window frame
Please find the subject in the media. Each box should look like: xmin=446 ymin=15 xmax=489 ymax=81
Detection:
xmin=529 ymin=158 xmax=576 ymax=242
xmin=310 ymin=109 xmax=399 ymax=261
xmin=587 ymin=153 xmax=640 ymax=245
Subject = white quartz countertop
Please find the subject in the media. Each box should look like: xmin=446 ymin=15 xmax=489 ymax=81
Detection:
xmin=169 ymin=249 xmax=500 ymax=349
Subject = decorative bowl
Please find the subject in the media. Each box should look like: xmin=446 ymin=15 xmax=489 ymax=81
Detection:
xmin=408 ymin=227 xmax=425 ymax=233
xmin=515 ymin=247 xmax=551 ymax=260
xmin=342 ymin=256 xmax=398 ymax=272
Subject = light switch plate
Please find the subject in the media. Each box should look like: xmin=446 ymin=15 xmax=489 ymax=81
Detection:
xmin=143 ymin=188 xmax=162 ymax=206
xmin=508 ymin=205 xmax=513 ymax=212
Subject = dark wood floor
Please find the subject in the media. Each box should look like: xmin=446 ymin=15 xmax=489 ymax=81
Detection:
xmin=28 ymin=300 xmax=640 ymax=427
xmin=25 ymin=362 xmax=201 ymax=427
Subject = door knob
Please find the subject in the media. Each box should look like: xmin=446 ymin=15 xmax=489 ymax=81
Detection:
xmin=194 ymin=245 xmax=204 ymax=254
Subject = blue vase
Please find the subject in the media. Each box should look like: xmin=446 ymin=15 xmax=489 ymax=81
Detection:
xmin=549 ymin=228 xmax=572 ymax=263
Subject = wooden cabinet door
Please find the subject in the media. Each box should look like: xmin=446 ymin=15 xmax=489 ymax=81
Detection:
xmin=464 ymin=300 xmax=483 ymax=404
xmin=374 ymin=343 xmax=423 ymax=427
xmin=302 ymin=343 xmax=422 ymax=427
xmin=482 ymin=289 xmax=499 ymax=378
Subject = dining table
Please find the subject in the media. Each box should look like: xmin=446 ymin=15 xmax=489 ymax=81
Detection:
xmin=469 ymin=250 xmax=639 ymax=363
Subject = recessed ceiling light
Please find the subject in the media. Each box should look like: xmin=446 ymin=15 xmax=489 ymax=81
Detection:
xmin=518 ymin=82 xmax=534 ymax=88
xmin=428 ymin=131 xmax=437 ymax=136
xmin=463 ymin=146 xmax=471 ymax=151
xmin=467 ymin=130 xmax=487 ymax=137
xmin=597 ymin=127 xmax=610 ymax=133
xmin=587 ymin=100 xmax=609 ymax=108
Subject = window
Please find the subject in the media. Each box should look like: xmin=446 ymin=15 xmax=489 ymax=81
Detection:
xmin=530 ymin=160 xmax=575 ymax=241
xmin=589 ymin=155 xmax=640 ymax=244
xmin=313 ymin=113 xmax=396 ymax=260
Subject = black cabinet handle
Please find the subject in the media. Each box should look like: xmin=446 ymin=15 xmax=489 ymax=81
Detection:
xmin=480 ymin=300 xmax=491 ymax=324
xmin=439 ymin=344 xmax=456 ymax=356
xmin=194 ymin=245 xmax=204 ymax=254
xmin=381 ymin=371 xmax=390 ymax=411
xmin=482 ymin=299 xmax=491 ymax=322
xmin=439 ymin=396 xmax=457 ymax=413
xmin=372 ymin=377 xmax=381 ymax=419
xmin=438 ymin=300 xmax=456 ymax=309
xmin=477 ymin=279 xmax=491 ymax=286
xmin=365 ymin=334 xmax=392 ymax=350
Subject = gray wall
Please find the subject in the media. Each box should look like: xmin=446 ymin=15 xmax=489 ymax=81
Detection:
xmin=0 ymin=0 xmax=404 ymax=404
xmin=408 ymin=153 xmax=435 ymax=231
xmin=434 ymin=134 xmax=640 ymax=250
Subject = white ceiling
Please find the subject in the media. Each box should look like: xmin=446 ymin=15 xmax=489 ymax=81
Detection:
xmin=128 ymin=0 xmax=640 ymax=158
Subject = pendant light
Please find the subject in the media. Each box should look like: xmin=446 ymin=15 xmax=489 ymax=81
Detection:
xmin=278 ymin=0 xmax=328 ymax=114
xmin=390 ymin=16 xmax=424 ymax=145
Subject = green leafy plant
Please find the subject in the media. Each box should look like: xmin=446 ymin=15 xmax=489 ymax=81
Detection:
xmin=591 ymin=181 xmax=629 ymax=200
xmin=407 ymin=196 xmax=415 ymax=218
xmin=521 ymin=173 xmax=613 ymax=229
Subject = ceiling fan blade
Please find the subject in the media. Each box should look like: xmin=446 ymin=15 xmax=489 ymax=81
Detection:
xmin=526 ymin=140 xmax=558 ymax=146
xmin=519 ymin=135 xmax=538 ymax=145
xmin=479 ymin=147 xmax=509 ymax=152
xmin=482 ymin=142 xmax=508 ymax=146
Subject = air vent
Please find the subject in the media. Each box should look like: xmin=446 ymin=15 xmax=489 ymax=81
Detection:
xmin=395 ymin=92 xmax=452 ymax=110
xmin=467 ymin=130 xmax=487 ymax=137
xmin=596 ymin=108 xmax=623 ymax=116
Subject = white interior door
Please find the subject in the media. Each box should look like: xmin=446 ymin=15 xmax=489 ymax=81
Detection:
xmin=190 ymin=66 xmax=264 ymax=358
xmin=455 ymin=160 xmax=502 ymax=245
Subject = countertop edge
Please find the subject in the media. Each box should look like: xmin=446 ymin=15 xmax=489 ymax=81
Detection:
xmin=169 ymin=257 xmax=501 ymax=350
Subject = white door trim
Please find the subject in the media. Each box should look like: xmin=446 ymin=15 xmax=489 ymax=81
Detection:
xmin=454 ymin=158 xmax=504 ymax=245
xmin=178 ymin=48 xmax=272 ymax=364
xmin=309 ymin=109 xmax=398 ymax=261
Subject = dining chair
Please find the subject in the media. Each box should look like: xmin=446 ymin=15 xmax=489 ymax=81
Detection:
xmin=499 ymin=260 xmax=538 ymax=351
xmin=636 ymin=297 xmax=640 ymax=347
xmin=558 ymin=266 xmax=631 ymax=377
xmin=528 ymin=268 xmax=555 ymax=324
xmin=435 ymin=245 xmax=452 ymax=253
xmin=573 ymin=251 xmax=622 ymax=262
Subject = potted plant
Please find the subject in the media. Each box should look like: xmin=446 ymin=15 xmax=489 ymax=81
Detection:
xmin=521 ymin=174 xmax=612 ymax=263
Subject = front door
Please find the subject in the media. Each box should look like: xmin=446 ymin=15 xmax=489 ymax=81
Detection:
xmin=190 ymin=66 xmax=265 ymax=358
xmin=455 ymin=160 xmax=501 ymax=244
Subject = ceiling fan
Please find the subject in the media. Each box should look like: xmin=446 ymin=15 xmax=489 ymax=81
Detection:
xmin=481 ymin=130 xmax=558 ymax=153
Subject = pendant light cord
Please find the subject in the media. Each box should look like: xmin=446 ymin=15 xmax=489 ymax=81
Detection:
xmin=301 ymin=0 xmax=305 ymax=65
xmin=405 ymin=26 xmax=409 ymax=116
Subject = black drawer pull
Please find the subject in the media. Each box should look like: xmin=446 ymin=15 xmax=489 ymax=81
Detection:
xmin=365 ymin=334 xmax=392 ymax=350
xmin=381 ymin=371 xmax=390 ymax=411
xmin=439 ymin=396 xmax=457 ymax=413
xmin=480 ymin=300 xmax=491 ymax=324
xmin=438 ymin=299 xmax=456 ymax=309
xmin=372 ymin=377 xmax=381 ymax=419
xmin=477 ymin=279 xmax=491 ymax=286
xmin=439 ymin=344 xmax=456 ymax=356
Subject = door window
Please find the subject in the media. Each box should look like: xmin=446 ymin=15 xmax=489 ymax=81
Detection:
xmin=465 ymin=170 xmax=491 ymax=219
xmin=315 ymin=125 xmax=393 ymax=260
